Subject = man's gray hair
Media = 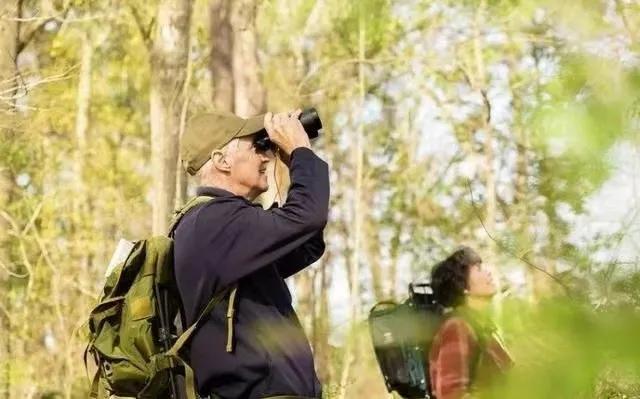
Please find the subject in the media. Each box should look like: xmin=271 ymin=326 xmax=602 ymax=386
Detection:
xmin=197 ymin=137 xmax=240 ymax=179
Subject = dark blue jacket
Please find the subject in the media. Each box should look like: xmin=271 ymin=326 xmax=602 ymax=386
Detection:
xmin=173 ymin=148 xmax=329 ymax=398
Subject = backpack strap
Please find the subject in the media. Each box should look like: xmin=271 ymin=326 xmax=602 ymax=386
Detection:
xmin=85 ymin=341 xmax=104 ymax=399
xmin=168 ymin=195 xmax=215 ymax=238
xmin=88 ymin=368 xmax=106 ymax=399
xmin=164 ymin=285 xmax=239 ymax=399
xmin=225 ymin=285 xmax=239 ymax=353
xmin=165 ymin=286 xmax=230 ymax=361
xmin=163 ymin=287 xmax=231 ymax=399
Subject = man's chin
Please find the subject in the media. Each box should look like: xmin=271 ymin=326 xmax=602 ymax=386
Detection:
xmin=248 ymin=185 xmax=269 ymax=203
xmin=252 ymin=184 xmax=269 ymax=198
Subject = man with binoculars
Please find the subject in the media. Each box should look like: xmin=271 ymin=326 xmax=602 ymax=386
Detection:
xmin=173 ymin=109 xmax=329 ymax=399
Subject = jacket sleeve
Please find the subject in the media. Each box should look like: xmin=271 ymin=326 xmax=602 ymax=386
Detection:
xmin=274 ymin=230 xmax=325 ymax=279
xmin=196 ymin=148 xmax=330 ymax=288
xmin=432 ymin=318 xmax=475 ymax=399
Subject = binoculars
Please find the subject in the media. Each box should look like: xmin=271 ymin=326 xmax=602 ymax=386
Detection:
xmin=253 ymin=108 xmax=323 ymax=152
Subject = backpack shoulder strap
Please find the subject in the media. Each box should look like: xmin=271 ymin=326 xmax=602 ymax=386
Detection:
xmin=168 ymin=195 xmax=214 ymax=237
xmin=225 ymin=285 xmax=239 ymax=353
xmin=162 ymin=287 xmax=232 ymax=399
xmin=166 ymin=286 xmax=231 ymax=357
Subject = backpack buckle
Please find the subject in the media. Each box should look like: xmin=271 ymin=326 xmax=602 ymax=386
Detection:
xmin=158 ymin=326 xmax=171 ymax=344
xmin=102 ymin=361 xmax=113 ymax=379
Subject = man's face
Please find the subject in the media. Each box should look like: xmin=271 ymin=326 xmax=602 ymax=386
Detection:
xmin=466 ymin=263 xmax=497 ymax=298
xmin=227 ymin=135 xmax=274 ymax=200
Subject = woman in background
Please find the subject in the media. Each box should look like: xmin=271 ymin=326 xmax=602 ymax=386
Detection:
xmin=429 ymin=247 xmax=513 ymax=399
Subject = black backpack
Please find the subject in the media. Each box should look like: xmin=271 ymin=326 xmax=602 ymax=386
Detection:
xmin=368 ymin=282 xmax=444 ymax=399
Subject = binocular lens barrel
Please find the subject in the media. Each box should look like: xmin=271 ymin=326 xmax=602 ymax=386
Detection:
xmin=253 ymin=108 xmax=322 ymax=152
xmin=298 ymin=108 xmax=322 ymax=140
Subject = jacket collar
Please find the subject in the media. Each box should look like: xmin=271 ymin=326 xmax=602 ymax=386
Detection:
xmin=196 ymin=186 xmax=238 ymax=198
xmin=196 ymin=186 xmax=265 ymax=207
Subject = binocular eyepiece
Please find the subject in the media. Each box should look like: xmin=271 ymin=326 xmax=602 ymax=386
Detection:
xmin=253 ymin=108 xmax=322 ymax=153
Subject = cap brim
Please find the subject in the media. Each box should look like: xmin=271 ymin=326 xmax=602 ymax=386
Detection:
xmin=236 ymin=114 xmax=266 ymax=137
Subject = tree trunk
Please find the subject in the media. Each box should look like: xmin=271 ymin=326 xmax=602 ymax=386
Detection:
xmin=150 ymin=0 xmax=192 ymax=234
xmin=210 ymin=0 xmax=273 ymax=204
xmin=337 ymin=10 xmax=367 ymax=399
xmin=210 ymin=0 xmax=265 ymax=117
xmin=73 ymin=30 xmax=92 ymax=274
xmin=294 ymin=268 xmax=314 ymax=332
xmin=0 ymin=2 xmax=18 ymax=397
xmin=73 ymin=33 xmax=91 ymax=203
xmin=176 ymin=32 xmax=194 ymax=207
xmin=349 ymin=0 xmax=367 ymax=324
xmin=0 ymin=0 xmax=18 ymax=251
xmin=365 ymin=210 xmax=384 ymax=302
xmin=230 ymin=0 xmax=265 ymax=117
xmin=314 ymin=252 xmax=333 ymax=383
xmin=210 ymin=0 xmax=234 ymax=111
xmin=386 ymin=224 xmax=401 ymax=299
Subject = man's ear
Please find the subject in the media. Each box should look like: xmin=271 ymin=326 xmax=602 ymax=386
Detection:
xmin=211 ymin=150 xmax=232 ymax=173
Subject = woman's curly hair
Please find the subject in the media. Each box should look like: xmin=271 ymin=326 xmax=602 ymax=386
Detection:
xmin=431 ymin=246 xmax=482 ymax=308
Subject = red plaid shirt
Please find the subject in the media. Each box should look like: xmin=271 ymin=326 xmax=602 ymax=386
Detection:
xmin=428 ymin=316 xmax=513 ymax=399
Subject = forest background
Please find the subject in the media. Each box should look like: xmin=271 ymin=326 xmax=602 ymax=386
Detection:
xmin=1 ymin=0 xmax=640 ymax=397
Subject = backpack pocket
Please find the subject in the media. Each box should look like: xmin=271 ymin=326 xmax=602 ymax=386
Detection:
xmin=89 ymin=296 xmax=125 ymax=339
xmin=100 ymin=355 xmax=149 ymax=397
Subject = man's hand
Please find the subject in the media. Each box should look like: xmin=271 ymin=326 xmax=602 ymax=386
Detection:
xmin=263 ymin=110 xmax=311 ymax=157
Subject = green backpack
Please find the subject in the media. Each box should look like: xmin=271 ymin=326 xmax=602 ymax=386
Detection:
xmin=85 ymin=196 xmax=238 ymax=399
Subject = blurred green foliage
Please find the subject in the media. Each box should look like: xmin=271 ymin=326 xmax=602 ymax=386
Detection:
xmin=480 ymin=298 xmax=640 ymax=399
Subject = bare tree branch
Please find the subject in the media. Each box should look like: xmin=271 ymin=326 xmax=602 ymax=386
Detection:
xmin=0 ymin=66 xmax=77 ymax=106
xmin=0 ymin=301 xmax=13 ymax=325
xmin=128 ymin=5 xmax=155 ymax=50
xmin=0 ymin=257 xmax=28 ymax=278
xmin=466 ymin=179 xmax=573 ymax=296
xmin=15 ymin=5 xmax=71 ymax=55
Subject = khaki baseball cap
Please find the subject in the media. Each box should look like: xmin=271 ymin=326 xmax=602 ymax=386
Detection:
xmin=181 ymin=110 xmax=265 ymax=175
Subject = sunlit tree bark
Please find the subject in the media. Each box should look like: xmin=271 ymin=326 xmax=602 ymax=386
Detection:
xmin=150 ymin=0 xmax=193 ymax=234
xmin=0 ymin=2 xmax=19 ymax=397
